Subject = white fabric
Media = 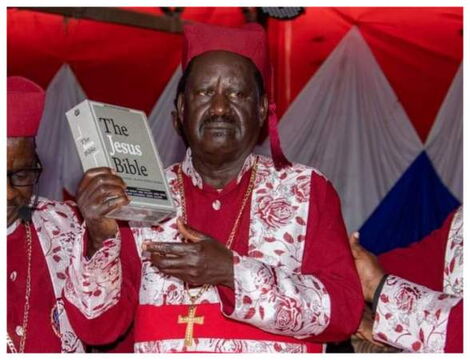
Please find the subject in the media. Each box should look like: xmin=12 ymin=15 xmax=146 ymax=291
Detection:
xmin=36 ymin=64 xmax=87 ymax=199
xmin=148 ymin=65 xmax=186 ymax=167
xmin=425 ymin=64 xmax=463 ymax=202
xmin=256 ymin=27 xmax=423 ymax=233
xmin=32 ymin=197 xmax=86 ymax=352
xmin=443 ymin=206 xmax=463 ymax=297
xmin=373 ymin=275 xmax=460 ymax=353
xmin=135 ymin=338 xmax=305 ymax=353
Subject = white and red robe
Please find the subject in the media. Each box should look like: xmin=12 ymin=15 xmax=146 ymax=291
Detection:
xmin=7 ymin=198 xmax=85 ymax=353
xmin=374 ymin=206 xmax=463 ymax=352
xmin=63 ymin=152 xmax=364 ymax=353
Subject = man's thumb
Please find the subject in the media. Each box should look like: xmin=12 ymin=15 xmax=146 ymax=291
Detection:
xmin=176 ymin=217 xmax=203 ymax=243
xmin=349 ymin=231 xmax=362 ymax=256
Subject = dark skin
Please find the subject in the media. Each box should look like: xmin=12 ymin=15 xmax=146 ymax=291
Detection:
xmin=81 ymin=50 xmax=268 ymax=289
xmin=349 ymin=232 xmax=386 ymax=347
xmin=7 ymin=137 xmax=37 ymax=227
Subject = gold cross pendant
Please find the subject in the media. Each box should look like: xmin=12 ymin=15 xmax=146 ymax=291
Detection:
xmin=178 ymin=304 xmax=204 ymax=347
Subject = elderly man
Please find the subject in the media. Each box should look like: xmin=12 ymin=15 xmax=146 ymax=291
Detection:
xmin=350 ymin=206 xmax=463 ymax=353
xmin=63 ymin=23 xmax=363 ymax=353
xmin=7 ymin=76 xmax=85 ymax=352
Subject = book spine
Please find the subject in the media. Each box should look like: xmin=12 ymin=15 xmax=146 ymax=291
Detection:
xmin=66 ymin=100 xmax=108 ymax=172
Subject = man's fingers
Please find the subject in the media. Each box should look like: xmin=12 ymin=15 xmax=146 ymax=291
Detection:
xmin=77 ymin=167 xmax=118 ymax=193
xmin=349 ymin=231 xmax=360 ymax=246
xmin=177 ymin=217 xmax=206 ymax=243
xmin=349 ymin=231 xmax=365 ymax=257
xmin=150 ymin=253 xmax=188 ymax=270
xmin=78 ymin=177 xmax=128 ymax=208
xmin=143 ymin=241 xmax=195 ymax=256
xmin=78 ymin=183 xmax=129 ymax=216
xmin=101 ymin=196 xmax=131 ymax=216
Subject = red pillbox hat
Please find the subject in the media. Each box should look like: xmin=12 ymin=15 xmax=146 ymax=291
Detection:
xmin=7 ymin=76 xmax=45 ymax=137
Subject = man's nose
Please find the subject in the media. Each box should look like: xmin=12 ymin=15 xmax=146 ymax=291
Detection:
xmin=209 ymin=91 xmax=230 ymax=117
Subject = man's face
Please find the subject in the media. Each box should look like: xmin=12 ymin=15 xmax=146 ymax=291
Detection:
xmin=176 ymin=50 xmax=267 ymax=163
xmin=7 ymin=137 xmax=38 ymax=226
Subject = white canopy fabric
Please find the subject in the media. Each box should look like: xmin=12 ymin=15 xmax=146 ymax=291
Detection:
xmin=425 ymin=64 xmax=463 ymax=202
xmin=36 ymin=64 xmax=86 ymax=199
xmin=258 ymin=27 xmax=423 ymax=232
xmin=148 ymin=65 xmax=185 ymax=168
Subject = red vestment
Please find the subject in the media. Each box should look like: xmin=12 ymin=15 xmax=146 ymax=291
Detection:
xmin=7 ymin=222 xmax=62 ymax=352
xmin=64 ymin=153 xmax=363 ymax=352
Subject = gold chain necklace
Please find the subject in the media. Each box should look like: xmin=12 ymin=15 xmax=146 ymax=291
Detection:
xmin=176 ymin=156 xmax=258 ymax=346
xmin=7 ymin=222 xmax=33 ymax=353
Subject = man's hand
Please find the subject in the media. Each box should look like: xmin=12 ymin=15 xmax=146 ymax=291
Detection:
xmin=349 ymin=232 xmax=385 ymax=303
xmin=354 ymin=305 xmax=386 ymax=348
xmin=76 ymin=167 xmax=130 ymax=257
xmin=143 ymin=218 xmax=235 ymax=289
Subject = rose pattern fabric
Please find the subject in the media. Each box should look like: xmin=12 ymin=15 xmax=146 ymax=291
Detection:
xmin=64 ymin=152 xmax=331 ymax=352
xmin=135 ymin=338 xmax=305 ymax=353
xmin=33 ymin=198 xmax=85 ymax=353
xmin=256 ymin=195 xmax=297 ymax=229
xmin=64 ymin=232 xmax=122 ymax=319
xmin=443 ymin=206 xmax=463 ymax=297
xmin=373 ymin=275 xmax=461 ymax=352
xmin=394 ymin=284 xmax=421 ymax=314
xmin=292 ymin=175 xmax=311 ymax=203
xmin=222 ymin=156 xmax=330 ymax=338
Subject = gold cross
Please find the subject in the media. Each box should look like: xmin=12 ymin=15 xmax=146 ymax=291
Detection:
xmin=178 ymin=304 xmax=204 ymax=347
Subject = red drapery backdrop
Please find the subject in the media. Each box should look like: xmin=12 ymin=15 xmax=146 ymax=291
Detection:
xmin=7 ymin=7 xmax=462 ymax=142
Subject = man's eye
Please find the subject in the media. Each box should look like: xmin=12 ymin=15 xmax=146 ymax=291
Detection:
xmin=197 ymin=89 xmax=214 ymax=96
xmin=14 ymin=171 xmax=29 ymax=180
xmin=228 ymin=91 xmax=245 ymax=99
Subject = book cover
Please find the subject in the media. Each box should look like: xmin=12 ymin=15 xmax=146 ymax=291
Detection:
xmin=66 ymin=99 xmax=176 ymax=224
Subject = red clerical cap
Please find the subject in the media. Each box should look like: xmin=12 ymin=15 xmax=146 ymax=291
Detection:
xmin=182 ymin=22 xmax=291 ymax=170
xmin=7 ymin=76 xmax=45 ymax=137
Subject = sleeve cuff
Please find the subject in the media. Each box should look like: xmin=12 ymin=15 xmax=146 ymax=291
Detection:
xmin=64 ymin=230 xmax=123 ymax=319
xmin=216 ymin=285 xmax=236 ymax=315
xmin=372 ymin=274 xmax=389 ymax=313
xmin=372 ymin=275 xmax=461 ymax=352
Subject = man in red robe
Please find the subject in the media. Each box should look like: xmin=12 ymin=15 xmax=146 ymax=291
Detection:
xmin=7 ymin=76 xmax=85 ymax=352
xmin=63 ymin=23 xmax=364 ymax=353
xmin=7 ymin=76 xmax=134 ymax=353
xmin=350 ymin=207 xmax=462 ymax=352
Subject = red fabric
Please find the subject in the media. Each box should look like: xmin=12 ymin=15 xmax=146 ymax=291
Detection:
xmin=7 ymin=223 xmax=61 ymax=352
xmin=267 ymin=7 xmax=462 ymax=141
xmin=65 ymin=165 xmax=363 ymax=349
xmin=301 ymin=174 xmax=364 ymax=342
xmin=182 ymin=22 xmax=270 ymax=84
xmin=7 ymin=76 xmax=45 ymax=137
xmin=8 ymin=8 xmax=462 ymax=142
xmin=182 ymin=22 xmax=290 ymax=169
xmin=135 ymin=303 xmax=322 ymax=352
xmin=444 ymin=300 xmax=463 ymax=353
xmin=180 ymin=167 xmax=363 ymax=343
xmin=378 ymin=209 xmax=455 ymax=292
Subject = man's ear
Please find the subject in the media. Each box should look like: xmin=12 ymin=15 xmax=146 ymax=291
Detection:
xmin=173 ymin=93 xmax=185 ymax=135
xmin=258 ymin=94 xmax=268 ymax=128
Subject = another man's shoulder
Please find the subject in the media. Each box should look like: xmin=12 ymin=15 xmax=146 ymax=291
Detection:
xmin=257 ymin=154 xmax=329 ymax=183
xmin=35 ymin=196 xmax=80 ymax=217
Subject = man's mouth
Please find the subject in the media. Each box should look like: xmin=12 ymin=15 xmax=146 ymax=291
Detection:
xmin=204 ymin=123 xmax=235 ymax=130
xmin=201 ymin=117 xmax=237 ymax=132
